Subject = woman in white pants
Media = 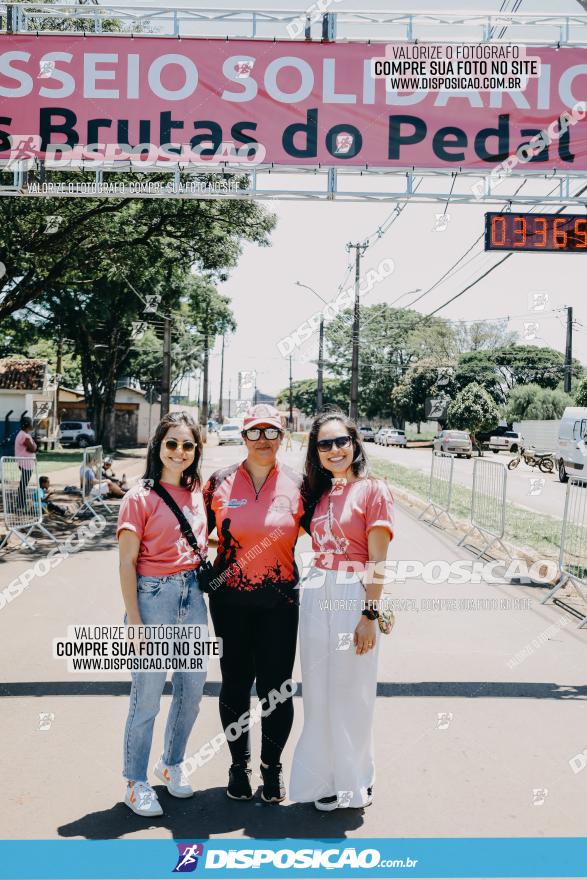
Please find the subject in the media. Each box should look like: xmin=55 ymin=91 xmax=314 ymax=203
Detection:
xmin=290 ymin=411 xmax=394 ymax=811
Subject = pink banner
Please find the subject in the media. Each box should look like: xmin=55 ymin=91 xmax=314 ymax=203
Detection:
xmin=1 ymin=34 xmax=587 ymax=169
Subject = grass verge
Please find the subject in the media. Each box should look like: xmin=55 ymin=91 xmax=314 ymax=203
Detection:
xmin=370 ymin=458 xmax=563 ymax=561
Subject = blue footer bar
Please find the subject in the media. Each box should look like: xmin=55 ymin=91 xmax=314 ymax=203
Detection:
xmin=0 ymin=838 xmax=586 ymax=879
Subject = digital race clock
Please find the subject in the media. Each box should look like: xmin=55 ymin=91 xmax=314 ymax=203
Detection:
xmin=484 ymin=212 xmax=587 ymax=253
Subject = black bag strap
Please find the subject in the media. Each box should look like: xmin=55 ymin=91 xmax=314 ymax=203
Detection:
xmin=151 ymin=481 xmax=207 ymax=565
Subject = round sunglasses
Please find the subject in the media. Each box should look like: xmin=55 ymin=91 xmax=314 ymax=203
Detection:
xmin=243 ymin=427 xmax=281 ymax=441
xmin=163 ymin=438 xmax=196 ymax=453
xmin=316 ymin=435 xmax=352 ymax=452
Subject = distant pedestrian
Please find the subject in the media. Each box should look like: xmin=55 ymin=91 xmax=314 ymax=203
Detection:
xmin=14 ymin=417 xmax=37 ymax=507
xmin=117 ymin=412 xmax=209 ymax=817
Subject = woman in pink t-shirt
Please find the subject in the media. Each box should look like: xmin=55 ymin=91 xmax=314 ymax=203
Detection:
xmin=116 ymin=412 xmax=209 ymax=818
xmin=290 ymin=411 xmax=394 ymax=812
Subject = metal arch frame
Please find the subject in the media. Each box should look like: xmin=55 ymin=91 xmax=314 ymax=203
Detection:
xmin=2 ymin=5 xmax=587 ymax=201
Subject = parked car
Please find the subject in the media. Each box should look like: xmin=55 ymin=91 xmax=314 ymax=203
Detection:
xmin=375 ymin=427 xmax=392 ymax=445
xmin=488 ymin=431 xmax=523 ymax=454
xmin=433 ymin=430 xmax=472 ymax=458
xmin=58 ymin=420 xmax=96 ymax=448
xmin=359 ymin=425 xmax=375 ymax=442
xmin=218 ymin=424 xmax=244 ymax=446
xmin=477 ymin=424 xmax=510 ymax=447
xmin=385 ymin=429 xmax=407 ymax=447
xmin=556 ymin=406 xmax=587 ymax=482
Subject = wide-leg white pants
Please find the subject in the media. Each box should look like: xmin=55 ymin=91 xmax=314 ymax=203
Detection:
xmin=289 ymin=567 xmax=380 ymax=808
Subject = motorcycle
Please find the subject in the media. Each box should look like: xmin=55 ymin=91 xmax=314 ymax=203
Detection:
xmin=507 ymin=446 xmax=554 ymax=474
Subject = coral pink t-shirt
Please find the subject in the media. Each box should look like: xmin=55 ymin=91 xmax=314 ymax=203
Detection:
xmin=14 ymin=430 xmax=36 ymax=469
xmin=116 ymin=480 xmax=208 ymax=577
xmin=310 ymin=477 xmax=394 ymax=571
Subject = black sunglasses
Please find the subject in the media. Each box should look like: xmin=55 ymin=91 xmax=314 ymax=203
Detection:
xmin=243 ymin=427 xmax=281 ymax=441
xmin=163 ymin=438 xmax=196 ymax=453
xmin=316 ymin=435 xmax=352 ymax=452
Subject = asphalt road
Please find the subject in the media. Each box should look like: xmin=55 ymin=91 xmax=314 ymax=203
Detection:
xmin=0 ymin=439 xmax=585 ymax=842
xmin=366 ymin=441 xmax=566 ymax=520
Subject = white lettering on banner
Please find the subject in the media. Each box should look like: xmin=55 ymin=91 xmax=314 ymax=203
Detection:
xmin=204 ymin=847 xmax=382 ymax=870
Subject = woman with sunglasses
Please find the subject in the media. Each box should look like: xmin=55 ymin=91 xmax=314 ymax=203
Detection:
xmin=290 ymin=411 xmax=394 ymax=812
xmin=117 ymin=412 xmax=209 ymax=817
xmin=203 ymin=404 xmax=306 ymax=804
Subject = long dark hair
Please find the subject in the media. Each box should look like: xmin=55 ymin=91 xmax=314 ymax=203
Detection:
xmin=143 ymin=412 xmax=203 ymax=491
xmin=303 ymin=409 xmax=368 ymax=503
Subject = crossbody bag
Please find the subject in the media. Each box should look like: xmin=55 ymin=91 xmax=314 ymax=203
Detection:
xmin=151 ymin=481 xmax=216 ymax=593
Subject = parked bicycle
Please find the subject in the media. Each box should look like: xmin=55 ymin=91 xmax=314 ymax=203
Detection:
xmin=507 ymin=446 xmax=555 ymax=474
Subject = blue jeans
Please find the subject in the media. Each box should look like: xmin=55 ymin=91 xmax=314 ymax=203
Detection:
xmin=123 ymin=569 xmax=208 ymax=783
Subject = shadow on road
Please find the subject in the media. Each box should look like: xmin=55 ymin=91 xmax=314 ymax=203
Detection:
xmin=2 ymin=681 xmax=587 ymax=699
xmin=57 ymin=785 xmax=366 ymax=840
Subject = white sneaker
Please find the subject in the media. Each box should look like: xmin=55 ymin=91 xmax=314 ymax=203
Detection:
xmin=124 ymin=781 xmax=163 ymax=817
xmin=154 ymin=758 xmax=194 ymax=798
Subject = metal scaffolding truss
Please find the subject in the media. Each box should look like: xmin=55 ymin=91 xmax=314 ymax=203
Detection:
xmin=2 ymin=5 xmax=587 ymax=45
xmin=1 ymin=5 xmax=587 ymax=202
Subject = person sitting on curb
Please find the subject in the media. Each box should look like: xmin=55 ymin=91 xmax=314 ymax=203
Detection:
xmin=38 ymin=476 xmax=70 ymax=518
xmin=80 ymin=459 xmax=125 ymax=499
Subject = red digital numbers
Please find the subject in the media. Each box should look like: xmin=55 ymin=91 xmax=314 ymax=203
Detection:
xmin=486 ymin=213 xmax=587 ymax=253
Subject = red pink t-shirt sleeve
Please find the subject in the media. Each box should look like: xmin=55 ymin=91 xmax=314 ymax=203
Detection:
xmin=364 ymin=479 xmax=394 ymax=540
xmin=116 ymin=488 xmax=148 ymax=541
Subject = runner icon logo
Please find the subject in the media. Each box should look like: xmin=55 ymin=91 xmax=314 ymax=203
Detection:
xmin=173 ymin=843 xmax=204 ymax=873
xmin=337 ymin=632 xmax=354 ymax=651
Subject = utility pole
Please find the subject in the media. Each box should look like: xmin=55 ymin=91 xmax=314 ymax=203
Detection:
xmin=288 ymin=355 xmax=294 ymax=429
xmin=346 ymin=241 xmax=367 ymax=423
xmin=160 ymin=316 xmax=172 ymax=417
xmin=218 ymin=335 xmax=225 ymax=423
xmin=564 ymin=305 xmax=573 ymax=393
xmin=317 ymin=316 xmax=324 ymax=413
xmin=228 ymin=379 xmax=232 ymax=418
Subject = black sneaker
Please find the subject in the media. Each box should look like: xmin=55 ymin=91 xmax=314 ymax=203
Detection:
xmin=260 ymin=763 xmax=286 ymax=803
xmin=227 ymin=764 xmax=253 ymax=800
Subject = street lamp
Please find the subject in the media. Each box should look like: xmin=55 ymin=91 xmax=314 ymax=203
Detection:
xmin=295 ymin=281 xmax=328 ymax=414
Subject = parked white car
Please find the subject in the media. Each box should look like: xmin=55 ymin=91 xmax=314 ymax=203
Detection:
xmin=489 ymin=431 xmax=523 ymax=453
xmin=433 ymin=430 xmax=472 ymax=458
xmin=218 ymin=424 xmax=244 ymax=446
xmin=359 ymin=425 xmax=375 ymax=442
xmin=556 ymin=407 xmax=587 ymax=482
xmin=58 ymin=420 xmax=96 ymax=448
xmin=385 ymin=429 xmax=407 ymax=447
xmin=375 ymin=428 xmax=392 ymax=445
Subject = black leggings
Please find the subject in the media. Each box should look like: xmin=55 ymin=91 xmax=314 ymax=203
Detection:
xmin=209 ymin=599 xmax=299 ymax=767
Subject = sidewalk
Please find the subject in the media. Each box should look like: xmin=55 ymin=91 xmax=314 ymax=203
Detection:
xmin=0 ymin=446 xmax=586 ymax=840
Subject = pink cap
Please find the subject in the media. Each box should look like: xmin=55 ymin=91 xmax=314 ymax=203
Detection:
xmin=242 ymin=404 xmax=283 ymax=431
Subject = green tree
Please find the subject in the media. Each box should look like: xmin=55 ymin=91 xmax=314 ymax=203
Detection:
xmin=447 ymin=383 xmax=499 ymax=444
xmin=575 ymin=376 xmax=587 ymax=407
xmin=391 ymin=358 xmax=457 ymax=427
xmin=504 ymin=384 xmax=573 ymax=421
xmin=275 ymin=378 xmax=349 ymax=415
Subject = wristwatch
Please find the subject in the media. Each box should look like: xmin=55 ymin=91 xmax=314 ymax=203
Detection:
xmin=361 ymin=607 xmax=378 ymax=621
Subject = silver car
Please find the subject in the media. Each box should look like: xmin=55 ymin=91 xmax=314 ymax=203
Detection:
xmin=359 ymin=425 xmax=375 ymax=442
xmin=385 ymin=429 xmax=407 ymax=447
xmin=433 ymin=430 xmax=472 ymax=458
xmin=375 ymin=428 xmax=392 ymax=445
xmin=218 ymin=424 xmax=244 ymax=446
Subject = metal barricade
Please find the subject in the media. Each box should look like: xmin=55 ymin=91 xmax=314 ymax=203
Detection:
xmin=419 ymin=452 xmax=456 ymax=529
xmin=458 ymin=458 xmax=510 ymax=560
xmin=0 ymin=457 xmax=59 ymax=550
xmin=73 ymin=446 xmax=113 ymax=520
xmin=541 ymin=478 xmax=587 ymax=628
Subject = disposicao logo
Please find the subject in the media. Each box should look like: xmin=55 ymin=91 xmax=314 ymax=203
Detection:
xmin=173 ymin=843 xmax=204 ymax=872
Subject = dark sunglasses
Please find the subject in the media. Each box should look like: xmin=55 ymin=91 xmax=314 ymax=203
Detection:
xmin=163 ymin=438 xmax=196 ymax=453
xmin=316 ymin=435 xmax=352 ymax=452
xmin=244 ymin=427 xmax=281 ymax=441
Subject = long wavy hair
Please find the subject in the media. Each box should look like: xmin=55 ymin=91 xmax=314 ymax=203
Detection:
xmin=143 ymin=411 xmax=203 ymax=491
xmin=303 ymin=409 xmax=368 ymax=504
